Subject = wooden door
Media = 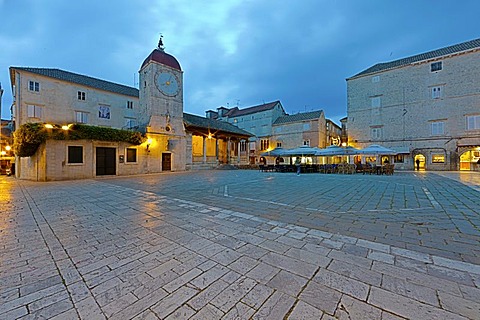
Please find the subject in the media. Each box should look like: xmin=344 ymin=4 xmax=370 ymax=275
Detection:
xmin=96 ymin=147 xmax=116 ymax=175
xmin=162 ymin=153 xmax=171 ymax=171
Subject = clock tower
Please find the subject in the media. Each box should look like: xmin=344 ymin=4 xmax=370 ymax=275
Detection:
xmin=139 ymin=38 xmax=186 ymax=171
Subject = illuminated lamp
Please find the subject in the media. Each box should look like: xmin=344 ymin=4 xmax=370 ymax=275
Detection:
xmin=146 ymin=138 xmax=153 ymax=152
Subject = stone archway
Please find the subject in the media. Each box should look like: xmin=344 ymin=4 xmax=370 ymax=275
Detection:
xmin=459 ymin=148 xmax=480 ymax=171
xmin=414 ymin=154 xmax=426 ymax=171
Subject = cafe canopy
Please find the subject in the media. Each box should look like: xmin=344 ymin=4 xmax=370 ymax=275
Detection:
xmin=260 ymin=147 xmax=285 ymax=157
xmin=284 ymin=146 xmax=320 ymax=156
xmin=315 ymin=145 xmax=360 ymax=156
xmin=260 ymin=144 xmax=396 ymax=158
xmin=358 ymin=144 xmax=397 ymax=156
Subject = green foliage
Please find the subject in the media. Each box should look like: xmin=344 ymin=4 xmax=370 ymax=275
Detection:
xmin=13 ymin=123 xmax=48 ymax=157
xmin=13 ymin=123 xmax=146 ymax=157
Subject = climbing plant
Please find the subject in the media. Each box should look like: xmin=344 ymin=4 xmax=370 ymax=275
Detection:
xmin=13 ymin=123 xmax=146 ymax=157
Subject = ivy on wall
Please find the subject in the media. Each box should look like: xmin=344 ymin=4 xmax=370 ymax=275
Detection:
xmin=13 ymin=123 xmax=146 ymax=157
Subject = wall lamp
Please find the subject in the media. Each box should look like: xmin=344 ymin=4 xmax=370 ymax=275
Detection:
xmin=146 ymin=138 xmax=153 ymax=152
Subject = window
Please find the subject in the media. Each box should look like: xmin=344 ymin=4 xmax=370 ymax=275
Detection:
xmin=27 ymin=105 xmax=42 ymax=118
xmin=125 ymin=118 xmax=136 ymax=129
xmin=77 ymin=91 xmax=86 ymax=101
xmin=303 ymin=140 xmax=310 ymax=146
xmin=29 ymin=81 xmax=40 ymax=92
xmin=239 ymin=141 xmax=247 ymax=152
xmin=432 ymin=154 xmax=445 ymax=163
xmin=431 ymin=121 xmax=445 ymax=135
xmin=371 ymin=96 xmax=381 ymax=108
xmin=98 ymin=105 xmax=111 ymax=119
xmin=431 ymin=61 xmax=442 ymax=72
xmin=260 ymin=139 xmax=269 ymax=151
xmin=394 ymin=154 xmax=404 ymax=163
xmin=277 ymin=142 xmax=282 ymax=148
xmin=466 ymin=115 xmax=480 ymax=130
xmin=126 ymin=148 xmax=137 ymax=163
xmin=431 ymin=86 xmax=443 ymax=99
xmin=127 ymin=101 xmax=134 ymax=109
xmin=303 ymin=123 xmax=311 ymax=131
xmin=371 ymin=127 xmax=382 ymax=139
xmin=372 ymin=76 xmax=380 ymax=83
xmin=75 ymin=111 xmax=88 ymax=123
xmin=68 ymin=146 xmax=83 ymax=164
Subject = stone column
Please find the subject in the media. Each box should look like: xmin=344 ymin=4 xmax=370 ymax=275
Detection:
xmin=237 ymin=141 xmax=241 ymax=164
xmin=216 ymin=139 xmax=219 ymax=164
xmin=227 ymin=138 xmax=231 ymax=164
xmin=202 ymin=136 xmax=207 ymax=164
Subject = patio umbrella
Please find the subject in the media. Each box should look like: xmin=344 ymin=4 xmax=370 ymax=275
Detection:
xmin=260 ymin=147 xmax=286 ymax=157
xmin=316 ymin=145 xmax=361 ymax=156
xmin=358 ymin=144 xmax=397 ymax=155
xmin=284 ymin=145 xmax=320 ymax=156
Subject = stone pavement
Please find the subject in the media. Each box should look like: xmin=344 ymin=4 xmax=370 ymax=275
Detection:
xmin=0 ymin=170 xmax=479 ymax=319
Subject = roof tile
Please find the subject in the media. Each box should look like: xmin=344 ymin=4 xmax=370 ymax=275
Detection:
xmin=273 ymin=110 xmax=324 ymax=125
xmin=349 ymin=38 xmax=480 ymax=79
xmin=183 ymin=113 xmax=253 ymax=137
xmin=224 ymin=101 xmax=281 ymax=117
xmin=10 ymin=67 xmax=139 ymax=97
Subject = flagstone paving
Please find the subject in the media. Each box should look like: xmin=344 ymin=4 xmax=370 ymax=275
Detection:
xmin=0 ymin=170 xmax=479 ymax=319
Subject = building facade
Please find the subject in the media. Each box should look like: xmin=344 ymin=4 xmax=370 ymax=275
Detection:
xmin=347 ymin=38 xmax=480 ymax=171
xmin=206 ymin=102 xmax=337 ymax=164
xmin=272 ymin=111 xmax=327 ymax=149
xmin=9 ymin=42 xmax=251 ymax=181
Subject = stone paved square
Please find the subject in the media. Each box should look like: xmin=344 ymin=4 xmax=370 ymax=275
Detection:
xmin=0 ymin=170 xmax=479 ymax=319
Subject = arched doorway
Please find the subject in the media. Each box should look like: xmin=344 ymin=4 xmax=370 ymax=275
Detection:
xmin=459 ymin=149 xmax=480 ymax=171
xmin=414 ymin=154 xmax=426 ymax=171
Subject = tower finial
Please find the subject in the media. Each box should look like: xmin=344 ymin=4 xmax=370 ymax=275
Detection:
xmin=158 ymin=34 xmax=165 ymax=51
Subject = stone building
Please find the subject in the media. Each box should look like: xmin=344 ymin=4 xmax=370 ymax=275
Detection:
xmin=272 ymin=110 xmax=327 ymax=149
xmin=9 ymin=41 xmax=251 ymax=181
xmin=347 ymin=38 xmax=480 ymax=170
xmin=206 ymin=102 xmax=338 ymax=164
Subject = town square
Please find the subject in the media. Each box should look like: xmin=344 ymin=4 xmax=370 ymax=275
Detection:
xmin=1 ymin=170 xmax=479 ymax=319
xmin=1 ymin=1 xmax=480 ymax=319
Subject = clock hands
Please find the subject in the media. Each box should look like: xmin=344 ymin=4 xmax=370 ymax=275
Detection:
xmin=157 ymin=72 xmax=179 ymax=96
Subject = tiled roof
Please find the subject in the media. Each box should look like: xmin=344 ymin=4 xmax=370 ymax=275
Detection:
xmin=224 ymin=101 xmax=281 ymax=117
xmin=273 ymin=110 xmax=324 ymax=125
xmin=141 ymin=49 xmax=181 ymax=71
xmin=10 ymin=67 xmax=139 ymax=97
xmin=349 ymin=38 xmax=480 ymax=79
xmin=183 ymin=113 xmax=253 ymax=137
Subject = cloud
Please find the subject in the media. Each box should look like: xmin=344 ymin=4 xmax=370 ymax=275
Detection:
xmin=1 ymin=0 xmax=480 ymax=123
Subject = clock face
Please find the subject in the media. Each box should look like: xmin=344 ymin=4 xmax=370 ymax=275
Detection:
xmin=156 ymin=71 xmax=180 ymax=96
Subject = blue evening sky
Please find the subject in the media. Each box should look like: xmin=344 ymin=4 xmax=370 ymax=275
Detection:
xmin=1 ymin=0 xmax=479 ymax=123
